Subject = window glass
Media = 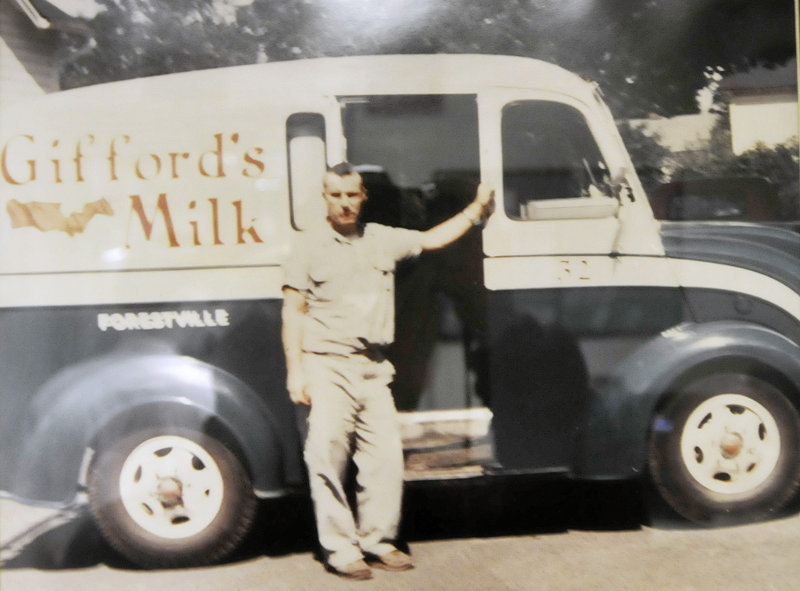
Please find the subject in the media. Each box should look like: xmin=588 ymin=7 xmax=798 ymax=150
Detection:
xmin=502 ymin=101 xmax=610 ymax=220
xmin=286 ymin=113 xmax=326 ymax=230
xmin=342 ymin=94 xmax=479 ymax=229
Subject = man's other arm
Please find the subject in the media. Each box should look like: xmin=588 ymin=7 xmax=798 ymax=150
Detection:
xmin=419 ymin=183 xmax=495 ymax=251
xmin=282 ymin=286 xmax=311 ymax=405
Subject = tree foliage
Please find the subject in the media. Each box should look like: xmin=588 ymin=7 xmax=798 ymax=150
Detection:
xmin=59 ymin=0 xmax=797 ymax=118
xmin=622 ymin=103 xmax=797 ymax=218
xmin=617 ymin=121 xmax=673 ymax=193
xmin=669 ymin=135 xmax=800 ymax=218
xmin=55 ymin=0 xmax=798 ymax=209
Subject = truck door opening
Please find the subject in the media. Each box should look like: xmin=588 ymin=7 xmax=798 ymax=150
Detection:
xmin=340 ymin=94 xmax=489 ymax=478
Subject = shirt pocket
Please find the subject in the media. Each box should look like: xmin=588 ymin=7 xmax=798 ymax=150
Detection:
xmin=369 ymin=257 xmax=396 ymax=299
xmin=308 ymin=261 xmax=335 ymax=286
xmin=371 ymin=255 xmax=395 ymax=275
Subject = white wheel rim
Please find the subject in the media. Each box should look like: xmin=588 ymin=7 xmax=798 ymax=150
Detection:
xmin=680 ymin=393 xmax=781 ymax=495
xmin=118 ymin=435 xmax=225 ymax=539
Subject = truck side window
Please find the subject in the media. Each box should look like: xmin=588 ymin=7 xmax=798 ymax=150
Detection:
xmin=287 ymin=113 xmax=326 ymax=230
xmin=502 ymin=101 xmax=609 ymax=220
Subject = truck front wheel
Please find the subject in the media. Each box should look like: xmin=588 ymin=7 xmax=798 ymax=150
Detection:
xmin=649 ymin=373 xmax=800 ymax=525
xmin=88 ymin=428 xmax=257 ymax=568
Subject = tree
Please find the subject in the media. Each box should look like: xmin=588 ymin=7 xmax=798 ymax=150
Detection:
xmin=668 ymin=108 xmax=735 ymax=180
xmin=58 ymin=0 xmax=797 ymax=119
xmin=617 ymin=121 xmax=673 ymax=193
xmin=668 ymin=109 xmax=799 ymax=219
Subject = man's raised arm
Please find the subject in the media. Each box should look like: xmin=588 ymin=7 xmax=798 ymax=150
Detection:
xmin=419 ymin=183 xmax=495 ymax=251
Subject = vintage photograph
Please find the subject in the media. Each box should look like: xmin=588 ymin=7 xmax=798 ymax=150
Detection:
xmin=1 ymin=1 xmax=798 ymax=589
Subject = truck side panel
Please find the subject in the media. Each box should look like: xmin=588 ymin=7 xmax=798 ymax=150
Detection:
xmin=0 ymin=298 xmax=303 ymax=504
xmin=485 ymin=286 xmax=691 ymax=471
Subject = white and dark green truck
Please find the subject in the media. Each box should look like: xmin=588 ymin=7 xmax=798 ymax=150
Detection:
xmin=1 ymin=54 xmax=799 ymax=567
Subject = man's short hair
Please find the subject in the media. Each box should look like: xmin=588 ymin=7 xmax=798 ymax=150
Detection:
xmin=327 ymin=162 xmax=359 ymax=177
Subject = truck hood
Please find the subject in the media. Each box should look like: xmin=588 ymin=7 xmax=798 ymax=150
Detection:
xmin=660 ymin=222 xmax=800 ymax=294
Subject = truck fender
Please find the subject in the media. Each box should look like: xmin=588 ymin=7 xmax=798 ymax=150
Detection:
xmin=11 ymin=349 xmax=298 ymax=506
xmin=573 ymin=321 xmax=800 ymax=479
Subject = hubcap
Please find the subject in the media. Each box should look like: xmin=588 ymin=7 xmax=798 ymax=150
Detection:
xmin=118 ymin=435 xmax=225 ymax=539
xmin=680 ymin=394 xmax=781 ymax=495
xmin=720 ymin=432 xmax=744 ymax=459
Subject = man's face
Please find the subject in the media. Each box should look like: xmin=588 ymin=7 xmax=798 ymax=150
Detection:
xmin=322 ymin=172 xmax=367 ymax=234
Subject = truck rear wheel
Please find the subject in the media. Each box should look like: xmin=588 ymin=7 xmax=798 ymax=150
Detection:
xmin=649 ymin=373 xmax=800 ymax=525
xmin=88 ymin=428 xmax=256 ymax=568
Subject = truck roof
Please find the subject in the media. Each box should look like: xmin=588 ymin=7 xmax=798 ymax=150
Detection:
xmin=2 ymin=54 xmax=598 ymax=115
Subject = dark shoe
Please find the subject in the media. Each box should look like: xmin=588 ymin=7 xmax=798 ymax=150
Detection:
xmin=329 ymin=559 xmax=373 ymax=580
xmin=367 ymin=549 xmax=414 ymax=571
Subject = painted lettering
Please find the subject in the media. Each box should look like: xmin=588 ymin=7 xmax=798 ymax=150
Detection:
xmin=127 ymin=193 xmax=180 ymax=248
xmin=189 ymin=200 xmax=200 ymax=246
xmin=73 ymin=135 xmax=94 ymax=183
xmin=233 ymin=199 xmax=263 ymax=244
xmin=186 ymin=197 xmax=225 ymax=247
xmin=2 ymin=135 xmax=36 ymax=185
xmin=242 ymin=147 xmax=265 ymax=177
xmin=2 ymin=132 xmax=267 ymax=187
xmin=108 ymin=135 xmax=130 ymax=181
xmin=209 ymin=198 xmax=223 ymax=245
xmin=98 ymin=309 xmax=231 ymax=331
xmin=214 ymin=309 xmax=229 ymax=325
xmin=50 ymin=140 xmax=63 ymax=184
xmin=168 ymin=152 xmax=190 ymax=179
xmin=135 ymin=153 xmax=162 ymax=180
xmin=126 ymin=193 xmax=263 ymax=248
xmin=199 ymin=133 xmax=226 ymax=178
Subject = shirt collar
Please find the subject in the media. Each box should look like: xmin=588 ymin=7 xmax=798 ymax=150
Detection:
xmin=323 ymin=219 xmax=364 ymax=245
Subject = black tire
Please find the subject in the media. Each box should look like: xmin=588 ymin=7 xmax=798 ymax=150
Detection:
xmin=88 ymin=428 xmax=257 ymax=568
xmin=649 ymin=372 xmax=800 ymax=525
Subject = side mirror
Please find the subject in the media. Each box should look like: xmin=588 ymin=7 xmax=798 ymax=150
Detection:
xmin=610 ymin=168 xmax=634 ymax=203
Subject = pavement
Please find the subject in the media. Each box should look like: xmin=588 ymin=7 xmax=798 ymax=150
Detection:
xmin=2 ymin=479 xmax=800 ymax=591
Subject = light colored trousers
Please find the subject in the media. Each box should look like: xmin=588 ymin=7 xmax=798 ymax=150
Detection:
xmin=302 ymin=352 xmax=404 ymax=568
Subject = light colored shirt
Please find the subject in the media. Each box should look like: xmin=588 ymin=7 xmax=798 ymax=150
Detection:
xmin=283 ymin=222 xmax=424 ymax=355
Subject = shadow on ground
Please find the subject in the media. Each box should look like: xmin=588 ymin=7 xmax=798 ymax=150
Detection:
xmin=1 ymin=506 xmax=126 ymax=570
xmin=1 ymin=478 xmax=657 ymax=571
xmin=6 ymin=474 xmax=799 ymax=572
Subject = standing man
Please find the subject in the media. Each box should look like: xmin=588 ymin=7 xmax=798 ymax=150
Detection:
xmin=282 ymin=162 xmax=494 ymax=580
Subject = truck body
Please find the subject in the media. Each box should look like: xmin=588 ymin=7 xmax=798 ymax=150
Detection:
xmin=2 ymin=54 xmax=799 ymax=567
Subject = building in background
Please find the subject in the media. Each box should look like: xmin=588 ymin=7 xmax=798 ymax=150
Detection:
xmin=626 ymin=111 xmax=718 ymax=154
xmin=625 ymin=60 xmax=798 ymax=158
xmin=719 ymin=58 xmax=799 ymax=155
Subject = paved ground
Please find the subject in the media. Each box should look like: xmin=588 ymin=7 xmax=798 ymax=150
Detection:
xmin=2 ymin=479 xmax=800 ymax=591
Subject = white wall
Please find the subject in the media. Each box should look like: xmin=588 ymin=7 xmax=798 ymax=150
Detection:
xmin=628 ymin=113 xmax=717 ymax=153
xmin=729 ymin=91 xmax=799 ymax=154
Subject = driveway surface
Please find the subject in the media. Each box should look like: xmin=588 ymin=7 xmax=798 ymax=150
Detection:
xmin=2 ymin=479 xmax=799 ymax=590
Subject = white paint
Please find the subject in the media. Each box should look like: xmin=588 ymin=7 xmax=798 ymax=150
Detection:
xmin=484 ymin=255 xmax=679 ymax=290
xmin=483 ymin=255 xmax=800 ymax=323
xmin=0 ymin=265 xmax=284 ymax=307
xmin=671 ymin=258 xmax=800 ymax=322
